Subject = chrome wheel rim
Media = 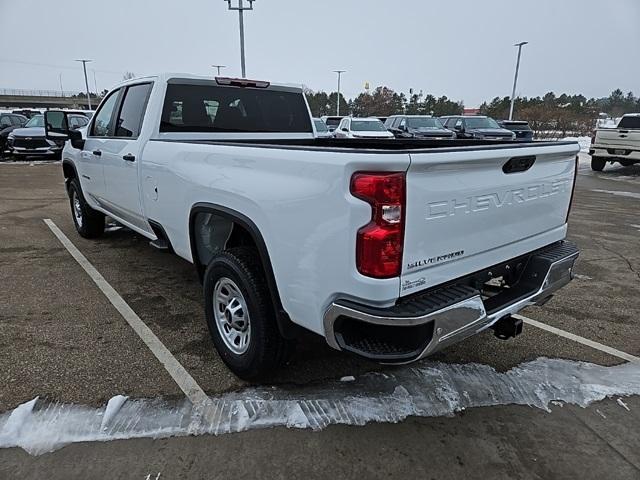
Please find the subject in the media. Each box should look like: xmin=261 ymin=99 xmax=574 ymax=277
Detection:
xmin=213 ymin=277 xmax=251 ymax=355
xmin=72 ymin=191 xmax=83 ymax=228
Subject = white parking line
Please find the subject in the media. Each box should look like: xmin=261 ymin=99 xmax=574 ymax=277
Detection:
xmin=514 ymin=314 xmax=640 ymax=364
xmin=43 ymin=218 xmax=210 ymax=407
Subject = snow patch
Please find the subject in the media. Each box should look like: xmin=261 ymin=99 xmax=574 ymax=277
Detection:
xmin=591 ymin=189 xmax=640 ymax=200
xmin=617 ymin=398 xmax=631 ymax=411
xmin=1 ymin=358 xmax=639 ymax=456
xmin=561 ymin=136 xmax=591 ymax=153
xmin=573 ymin=274 xmax=592 ymax=281
xmin=101 ymin=395 xmax=128 ymax=431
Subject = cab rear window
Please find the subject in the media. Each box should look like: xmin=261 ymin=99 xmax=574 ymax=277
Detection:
xmin=617 ymin=116 xmax=640 ymax=129
xmin=160 ymin=84 xmax=312 ymax=133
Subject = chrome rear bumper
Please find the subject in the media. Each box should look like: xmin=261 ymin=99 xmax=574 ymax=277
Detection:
xmin=323 ymin=241 xmax=579 ymax=363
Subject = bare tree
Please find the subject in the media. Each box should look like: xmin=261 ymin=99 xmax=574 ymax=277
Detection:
xmin=122 ymin=72 xmax=136 ymax=80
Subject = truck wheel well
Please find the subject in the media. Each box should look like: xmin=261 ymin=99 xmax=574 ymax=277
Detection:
xmin=62 ymin=161 xmax=77 ymax=192
xmin=191 ymin=211 xmax=257 ymax=269
xmin=189 ymin=204 xmax=299 ymax=339
xmin=62 ymin=161 xmax=76 ymax=180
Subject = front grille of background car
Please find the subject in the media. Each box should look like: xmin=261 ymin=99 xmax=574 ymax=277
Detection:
xmin=12 ymin=137 xmax=49 ymax=148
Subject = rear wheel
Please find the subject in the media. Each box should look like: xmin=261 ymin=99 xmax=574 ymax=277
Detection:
xmin=203 ymin=247 xmax=293 ymax=380
xmin=68 ymin=178 xmax=105 ymax=238
xmin=591 ymin=156 xmax=606 ymax=171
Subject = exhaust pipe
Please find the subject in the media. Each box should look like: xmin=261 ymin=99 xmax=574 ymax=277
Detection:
xmin=492 ymin=315 xmax=523 ymax=340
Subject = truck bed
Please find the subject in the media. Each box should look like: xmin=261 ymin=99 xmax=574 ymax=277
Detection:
xmin=151 ymin=137 xmax=574 ymax=152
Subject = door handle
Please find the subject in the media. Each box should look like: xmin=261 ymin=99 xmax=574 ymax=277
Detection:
xmin=122 ymin=154 xmax=136 ymax=162
xmin=92 ymin=150 xmax=102 ymax=156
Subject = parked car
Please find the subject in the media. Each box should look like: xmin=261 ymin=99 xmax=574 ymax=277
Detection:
xmin=11 ymin=109 xmax=42 ymax=119
xmin=313 ymin=118 xmax=333 ymax=138
xmin=589 ymin=113 xmax=640 ymax=171
xmin=320 ymin=115 xmax=344 ymax=133
xmin=45 ymin=73 xmax=580 ymax=379
xmin=8 ymin=113 xmax=89 ymax=159
xmin=0 ymin=112 xmax=28 ymax=156
xmin=334 ymin=117 xmax=394 ymax=139
xmin=498 ymin=120 xmax=534 ymax=142
xmin=386 ymin=115 xmax=456 ymax=139
xmin=441 ymin=116 xmax=516 ymax=140
xmin=64 ymin=109 xmax=95 ymax=119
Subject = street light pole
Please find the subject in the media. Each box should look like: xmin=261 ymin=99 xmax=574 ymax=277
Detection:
xmin=75 ymin=59 xmax=93 ymax=110
xmin=93 ymin=70 xmax=98 ymax=97
xmin=333 ymin=70 xmax=345 ymax=116
xmin=509 ymin=41 xmax=528 ymax=120
xmin=212 ymin=64 xmax=227 ymax=75
xmin=225 ymin=0 xmax=255 ymax=78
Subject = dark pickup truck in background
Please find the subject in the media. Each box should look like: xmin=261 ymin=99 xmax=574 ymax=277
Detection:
xmin=498 ymin=120 xmax=534 ymax=141
xmin=441 ymin=115 xmax=516 ymax=141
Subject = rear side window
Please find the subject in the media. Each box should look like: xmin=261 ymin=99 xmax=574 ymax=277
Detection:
xmin=324 ymin=117 xmax=341 ymax=128
xmin=68 ymin=116 xmax=85 ymax=129
xmin=314 ymin=119 xmax=328 ymax=132
xmin=10 ymin=115 xmax=26 ymax=126
xmin=91 ymin=89 xmax=121 ymax=137
xmin=618 ymin=116 xmax=640 ymax=129
xmin=504 ymin=123 xmax=531 ymax=131
xmin=0 ymin=115 xmax=11 ymax=128
xmin=116 ymin=83 xmax=153 ymax=137
xmin=161 ymin=83 xmax=312 ymax=133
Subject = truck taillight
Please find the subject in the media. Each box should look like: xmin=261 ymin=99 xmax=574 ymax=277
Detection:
xmin=350 ymin=172 xmax=405 ymax=278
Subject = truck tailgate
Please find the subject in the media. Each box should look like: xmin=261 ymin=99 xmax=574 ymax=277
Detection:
xmin=400 ymin=143 xmax=579 ymax=296
xmin=595 ymin=128 xmax=640 ymax=148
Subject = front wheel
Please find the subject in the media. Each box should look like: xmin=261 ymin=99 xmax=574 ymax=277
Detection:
xmin=68 ymin=178 xmax=105 ymax=238
xmin=591 ymin=156 xmax=606 ymax=171
xmin=203 ymin=247 xmax=293 ymax=380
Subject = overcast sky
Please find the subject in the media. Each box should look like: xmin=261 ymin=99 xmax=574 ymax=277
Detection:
xmin=1 ymin=0 xmax=638 ymax=106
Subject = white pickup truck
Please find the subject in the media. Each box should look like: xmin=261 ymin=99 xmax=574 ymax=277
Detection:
xmin=45 ymin=74 xmax=580 ymax=379
xmin=590 ymin=113 xmax=640 ymax=171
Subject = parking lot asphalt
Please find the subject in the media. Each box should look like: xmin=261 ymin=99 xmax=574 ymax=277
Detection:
xmin=1 ymin=154 xmax=639 ymax=478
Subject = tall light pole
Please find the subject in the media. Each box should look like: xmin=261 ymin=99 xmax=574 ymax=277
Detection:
xmin=225 ymin=0 xmax=255 ymax=78
xmin=75 ymin=59 xmax=92 ymax=109
xmin=509 ymin=41 xmax=528 ymax=120
xmin=212 ymin=64 xmax=227 ymax=75
xmin=333 ymin=70 xmax=346 ymax=116
xmin=93 ymin=69 xmax=98 ymax=97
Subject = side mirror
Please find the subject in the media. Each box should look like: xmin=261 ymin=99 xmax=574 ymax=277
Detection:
xmin=44 ymin=111 xmax=69 ymax=139
xmin=69 ymin=129 xmax=85 ymax=150
xmin=45 ymin=111 xmax=84 ymax=150
xmin=341 ymin=127 xmax=348 ymax=132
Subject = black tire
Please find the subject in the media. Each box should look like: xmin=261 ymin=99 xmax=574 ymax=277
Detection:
xmin=68 ymin=178 xmax=105 ymax=238
xmin=591 ymin=156 xmax=606 ymax=172
xmin=203 ymin=247 xmax=293 ymax=380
